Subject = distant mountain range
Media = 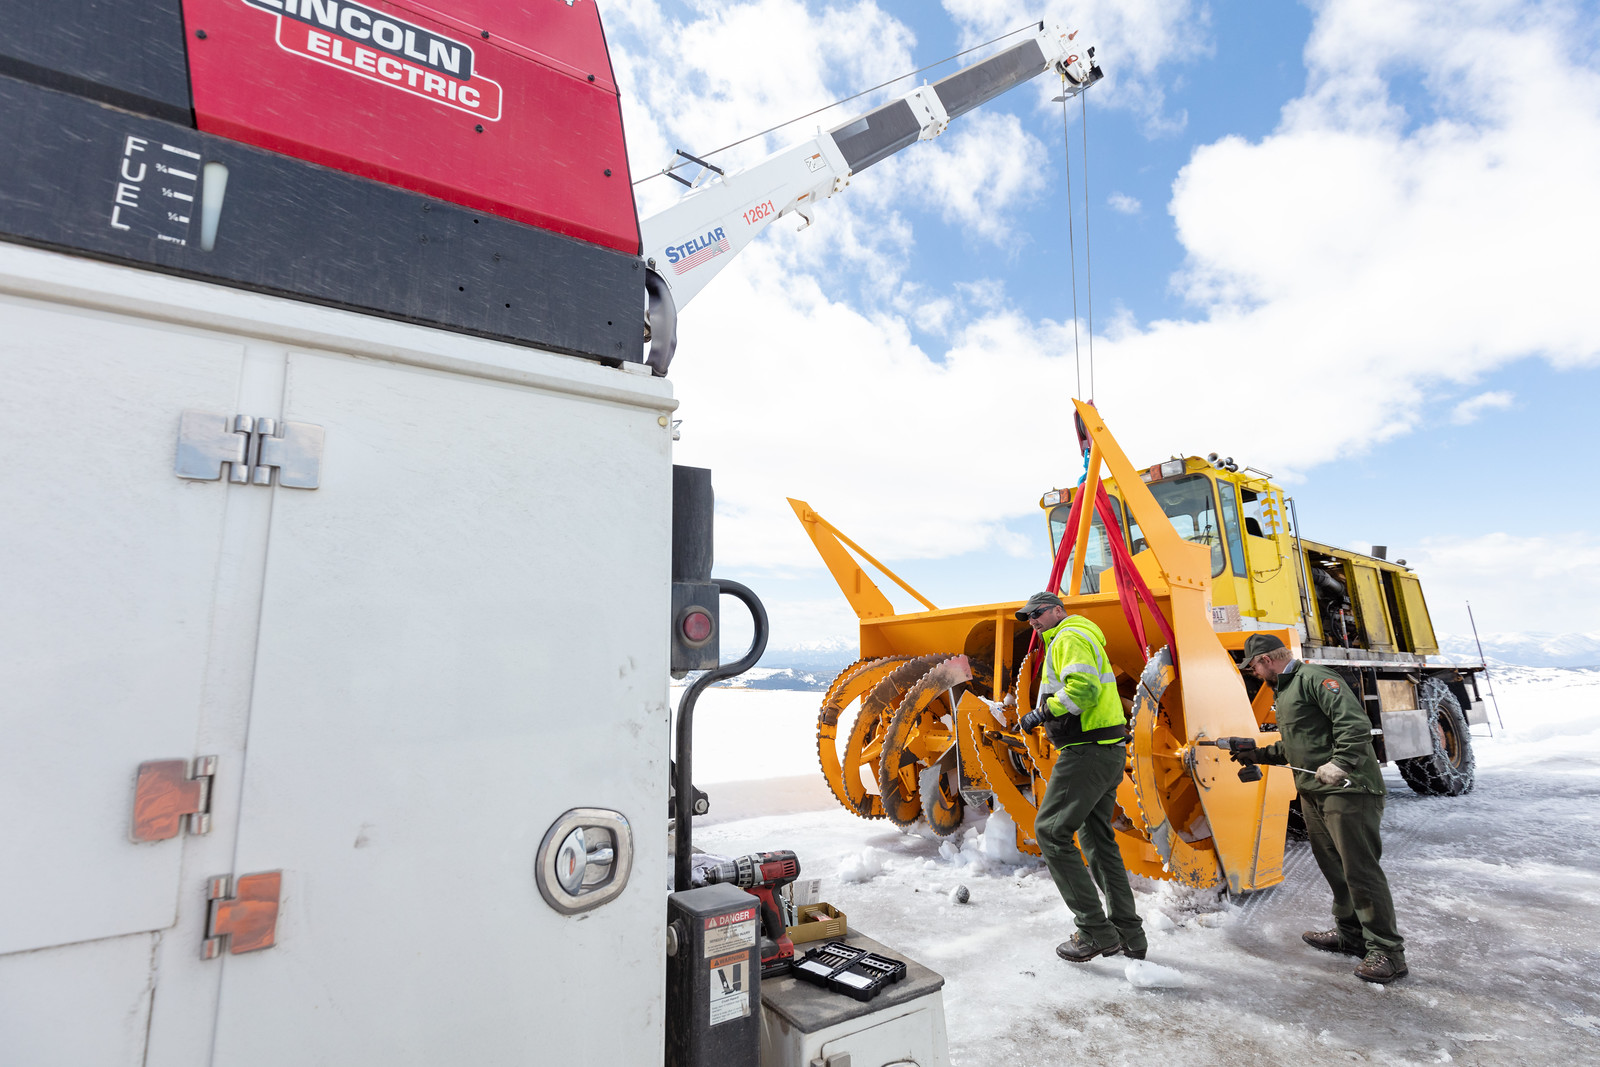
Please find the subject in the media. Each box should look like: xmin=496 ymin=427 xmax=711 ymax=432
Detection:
xmin=680 ymin=632 xmax=1600 ymax=692
xmin=1434 ymin=631 xmax=1600 ymax=668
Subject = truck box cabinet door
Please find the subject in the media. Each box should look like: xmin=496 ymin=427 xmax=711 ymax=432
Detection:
xmin=1346 ymin=563 xmax=1395 ymax=652
xmin=0 ymin=303 xmax=243 ymax=951
xmin=1391 ymin=574 xmax=1439 ymax=655
xmin=0 ymin=303 xmax=245 ymax=1062
xmin=0 ymin=932 xmax=160 ymax=1067
xmin=213 ymin=351 xmax=672 ymax=1066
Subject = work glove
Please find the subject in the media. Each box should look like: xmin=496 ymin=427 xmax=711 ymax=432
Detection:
xmin=1228 ymin=747 xmax=1262 ymax=766
xmin=1314 ymin=762 xmax=1350 ymax=786
xmin=1017 ymin=706 xmax=1052 ymax=733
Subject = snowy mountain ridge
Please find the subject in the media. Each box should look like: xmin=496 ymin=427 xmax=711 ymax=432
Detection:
xmin=1434 ymin=630 xmax=1600 ymax=667
xmin=684 ymin=632 xmax=1600 ymax=692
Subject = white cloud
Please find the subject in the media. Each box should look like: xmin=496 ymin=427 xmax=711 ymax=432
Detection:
xmin=606 ymin=1 xmax=1600 ymax=643
xmin=1107 ymin=191 xmax=1142 ymax=214
xmin=1407 ymin=532 xmax=1600 ymax=635
xmin=878 ymin=112 xmax=1048 ymax=241
xmin=608 ymin=1 xmax=918 ymax=218
xmin=941 ymin=0 xmax=1211 ymax=132
xmin=1451 ymin=390 xmax=1514 ymax=424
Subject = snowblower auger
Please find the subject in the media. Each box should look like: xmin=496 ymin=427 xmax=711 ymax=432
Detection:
xmin=1125 ymin=646 xmax=1219 ymax=886
xmin=848 ymin=654 xmax=952 ymax=820
xmin=817 ymin=656 xmax=912 ymax=817
xmin=791 ymin=396 xmax=1298 ymax=893
xmin=877 ymin=655 xmax=973 ymax=832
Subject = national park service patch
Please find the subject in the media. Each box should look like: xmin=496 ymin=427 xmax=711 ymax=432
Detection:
xmin=1322 ymin=678 xmax=1340 ymax=692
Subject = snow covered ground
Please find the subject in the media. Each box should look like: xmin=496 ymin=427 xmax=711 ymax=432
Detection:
xmin=677 ymin=669 xmax=1600 ymax=1065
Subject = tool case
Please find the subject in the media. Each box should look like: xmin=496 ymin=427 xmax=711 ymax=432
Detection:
xmin=793 ymin=941 xmax=907 ymax=1002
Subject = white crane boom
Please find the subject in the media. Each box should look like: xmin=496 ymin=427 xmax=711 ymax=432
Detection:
xmin=639 ymin=24 xmax=1103 ymax=372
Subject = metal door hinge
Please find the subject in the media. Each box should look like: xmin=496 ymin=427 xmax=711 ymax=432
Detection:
xmin=132 ymin=756 xmax=217 ymax=841
xmin=202 ymin=871 xmax=282 ymax=959
xmin=175 ymin=410 xmax=324 ymax=488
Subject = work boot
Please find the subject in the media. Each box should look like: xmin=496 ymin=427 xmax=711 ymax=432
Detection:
xmin=1301 ymin=929 xmax=1364 ymax=957
xmin=1055 ymin=933 xmax=1120 ymax=963
xmin=1121 ymin=944 xmax=1147 ymax=960
xmin=1354 ymin=951 xmax=1408 ymax=984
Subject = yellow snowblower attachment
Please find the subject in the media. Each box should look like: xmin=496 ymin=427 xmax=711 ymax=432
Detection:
xmin=794 ymin=401 xmax=1296 ymax=893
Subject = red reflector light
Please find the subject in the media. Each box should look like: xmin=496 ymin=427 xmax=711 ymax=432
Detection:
xmin=682 ymin=610 xmax=713 ymax=643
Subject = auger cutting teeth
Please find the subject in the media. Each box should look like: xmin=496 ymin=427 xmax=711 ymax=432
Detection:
xmin=964 ymin=648 xmax=1047 ymax=854
xmin=1126 ymin=645 xmax=1220 ymax=888
xmin=815 ymin=656 xmax=911 ymax=818
xmin=834 ymin=654 xmax=948 ymax=820
xmin=1126 ymin=646 xmax=1173 ymax=856
xmin=867 ymin=653 xmax=972 ymax=833
xmin=875 ymin=654 xmax=969 ymax=829
xmin=919 ymin=749 xmax=964 ymax=837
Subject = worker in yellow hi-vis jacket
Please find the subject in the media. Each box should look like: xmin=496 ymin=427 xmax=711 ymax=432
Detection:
xmin=1014 ymin=591 xmax=1146 ymax=964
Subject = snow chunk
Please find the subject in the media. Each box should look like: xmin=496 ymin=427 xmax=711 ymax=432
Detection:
xmin=1146 ymin=909 xmax=1178 ymax=933
xmin=838 ymin=847 xmax=885 ymax=884
xmin=980 ymin=809 xmax=1026 ymax=865
xmin=1125 ymin=959 xmax=1186 ymax=989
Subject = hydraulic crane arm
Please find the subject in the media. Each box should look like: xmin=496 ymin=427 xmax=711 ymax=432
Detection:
xmin=639 ymin=25 xmax=1103 ymax=372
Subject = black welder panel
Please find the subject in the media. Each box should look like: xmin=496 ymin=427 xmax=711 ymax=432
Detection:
xmin=933 ymin=39 xmax=1048 ymax=120
xmin=0 ymin=1 xmax=193 ymax=123
xmin=829 ymin=99 xmax=921 ymax=174
xmin=0 ymin=75 xmax=642 ymax=365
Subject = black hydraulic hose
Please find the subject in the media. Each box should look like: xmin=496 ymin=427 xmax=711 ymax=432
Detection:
xmin=673 ymin=579 xmax=769 ymax=892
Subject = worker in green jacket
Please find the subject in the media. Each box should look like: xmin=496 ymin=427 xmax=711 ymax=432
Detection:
xmin=1014 ymin=591 xmax=1146 ymax=963
xmin=1231 ymin=632 xmax=1408 ymax=983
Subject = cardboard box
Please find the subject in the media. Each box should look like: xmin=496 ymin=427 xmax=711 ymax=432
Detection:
xmin=787 ymin=902 xmax=847 ymax=945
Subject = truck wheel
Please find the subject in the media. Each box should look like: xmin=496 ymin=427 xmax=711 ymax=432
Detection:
xmin=1397 ymin=679 xmax=1475 ymax=796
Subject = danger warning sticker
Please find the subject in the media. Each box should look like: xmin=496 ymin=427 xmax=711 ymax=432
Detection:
xmin=708 ymin=952 xmax=751 ymax=1026
xmin=703 ymin=908 xmax=757 ymax=958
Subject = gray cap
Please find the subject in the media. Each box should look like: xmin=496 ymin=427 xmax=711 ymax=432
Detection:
xmin=1014 ymin=591 xmax=1065 ymax=621
xmin=1240 ymin=632 xmax=1287 ymax=667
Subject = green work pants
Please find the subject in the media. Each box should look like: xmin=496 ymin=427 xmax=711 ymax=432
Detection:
xmin=1034 ymin=741 xmax=1146 ymax=952
xmin=1301 ymin=792 xmax=1405 ymax=961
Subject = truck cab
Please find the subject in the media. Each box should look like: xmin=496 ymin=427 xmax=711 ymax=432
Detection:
xmin=1041 ymin=454 xmax=1484 ymax=798
xmin=1042 ymin=456 xmax=1440 ymax=657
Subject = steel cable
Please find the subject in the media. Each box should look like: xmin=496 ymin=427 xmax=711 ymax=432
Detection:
xmin=1081 ymin=90 xmax=1095 ymax=401
xmin=634 ymin=23 xmax=1042 ymax=186
xmin=1060 ymin=79 xmax=1082 ymax=399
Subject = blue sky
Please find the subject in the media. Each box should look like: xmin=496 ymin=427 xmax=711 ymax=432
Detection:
xmin=604 ymin=0 xmax=1600 ymax=650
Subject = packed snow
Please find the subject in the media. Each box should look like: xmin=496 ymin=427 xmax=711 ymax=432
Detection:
xmin=678 ymin=668 xmax=1600 ymax=1065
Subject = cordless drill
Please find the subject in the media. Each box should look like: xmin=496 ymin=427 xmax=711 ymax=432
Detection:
xmin=1206 ymin=737 xmax=1263 ymax=782
xmin=703 ymin=850 xmax=800 ymax=978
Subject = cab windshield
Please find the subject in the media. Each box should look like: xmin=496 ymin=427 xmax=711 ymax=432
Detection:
xmin=1127 ymin=474 xmax=1225 ymax=577
xmin=1047 ymin=496 xmax=1126 ymax=594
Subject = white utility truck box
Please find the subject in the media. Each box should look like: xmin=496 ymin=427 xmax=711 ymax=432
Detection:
xmin=0 ymin=243 xmax=676 ymax=1065
xmin=760 ymin=934 xmax=951 ymax=1067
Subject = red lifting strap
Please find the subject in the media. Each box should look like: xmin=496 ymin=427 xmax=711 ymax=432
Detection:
xmin=1024 ymin=481 xmax=1089 ymax=668
xmin=1091 ymin=484 xmax=1177 ymax=658
xmin=1027 ymin=481 xmax=1177 ymax=672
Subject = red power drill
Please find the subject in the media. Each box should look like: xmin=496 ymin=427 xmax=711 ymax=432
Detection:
xmin=703 ymin=850 xmax=800 ymax=978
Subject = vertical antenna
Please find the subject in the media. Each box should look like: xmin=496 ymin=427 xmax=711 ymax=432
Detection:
xmin=1466 ymin=601 xmax=1505 ymax=730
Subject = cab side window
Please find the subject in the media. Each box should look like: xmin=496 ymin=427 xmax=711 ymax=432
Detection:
xmin=1216 ymin=481 xmax=1248 ymax=577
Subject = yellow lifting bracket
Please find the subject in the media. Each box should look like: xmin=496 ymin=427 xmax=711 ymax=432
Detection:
xmin=787 ymin=499 xmax=937 ymax=620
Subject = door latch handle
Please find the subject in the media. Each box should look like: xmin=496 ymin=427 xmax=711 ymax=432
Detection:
xmin=536 ymin=808 xmax=633 ymax=915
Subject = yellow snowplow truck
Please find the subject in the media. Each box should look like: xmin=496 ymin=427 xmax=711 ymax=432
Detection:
xmin=792 ymin=402 xmax=1488 ymax=894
